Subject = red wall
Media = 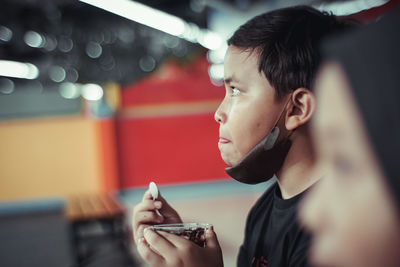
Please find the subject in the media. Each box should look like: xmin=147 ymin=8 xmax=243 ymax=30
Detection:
xmin=117 ymin=53 xmax=228 ymax=188
xmin=117 ymin=113 xmax=227 ymax=188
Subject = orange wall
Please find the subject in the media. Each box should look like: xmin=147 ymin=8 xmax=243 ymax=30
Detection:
xmin=0 ymin=116 xmax=117 ymax=201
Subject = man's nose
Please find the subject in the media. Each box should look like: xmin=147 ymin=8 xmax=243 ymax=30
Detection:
xmin=214 ymin=100 xmax=227 ymax=124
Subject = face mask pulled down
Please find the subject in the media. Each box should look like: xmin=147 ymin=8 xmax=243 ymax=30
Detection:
xmin=225 ymin=103 xmax=292 ymax=184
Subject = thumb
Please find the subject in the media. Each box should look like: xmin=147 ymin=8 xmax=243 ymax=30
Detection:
xmin=205 ymin=225 xmax=220 ymax=249
xmin=157 ymin=192 xmax=173 ymax=211
xmin=157 ymin=191 xmax=168 ymax=208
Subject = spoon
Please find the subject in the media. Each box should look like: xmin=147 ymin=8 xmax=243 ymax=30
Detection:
xmin=149 ymin=181 xmax=158 ymax=200
xmin=149 ymin=181 xmax=162 ymax=217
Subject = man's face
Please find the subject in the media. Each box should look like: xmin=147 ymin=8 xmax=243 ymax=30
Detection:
xmin=214 ymin=45 xmax=284 ymax=166
xmin=299 ymin=62 xmax=400 ymax=267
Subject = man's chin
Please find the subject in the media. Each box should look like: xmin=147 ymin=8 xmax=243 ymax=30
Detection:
xmin=221 ymin=154 xmax=241 ymax=167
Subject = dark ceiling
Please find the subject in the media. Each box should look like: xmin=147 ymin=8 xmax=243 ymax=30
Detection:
xmin=0 ymin=0 xmax=212 ymax=87
xmin=0 ymin=0 xmax=388 ymax=90
xmin=0 ymin=0 xmax=389 ymax=119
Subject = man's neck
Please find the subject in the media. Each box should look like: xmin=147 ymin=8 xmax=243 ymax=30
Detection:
xmin=276 ymin=130 xmax=321 ymax=199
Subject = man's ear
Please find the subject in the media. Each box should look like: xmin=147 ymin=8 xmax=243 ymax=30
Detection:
xmin=285 ymin=88 xmax=316 ymax=131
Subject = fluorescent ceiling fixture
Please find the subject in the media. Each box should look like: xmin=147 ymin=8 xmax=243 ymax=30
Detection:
xmin=315 ymin=0 xmax=389 ymax=16
xmin=198 ymin=30 xmax=224 ymax=50
xmin=79 ymin=0 xmax=224 ymax=50
xmin=0 ymin=60 xmax=39 ymax=79
xmin=80 ymin=0 xmax=185 ymax=36
xmin=207 ymin=43 xmax=228 ymax=64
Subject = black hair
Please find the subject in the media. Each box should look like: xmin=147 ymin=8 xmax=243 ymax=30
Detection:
xmin=228 ymin=5 xmax=356 ymax=99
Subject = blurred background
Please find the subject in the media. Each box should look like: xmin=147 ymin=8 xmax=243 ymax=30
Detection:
xmin=0 ymin=0 xmax=398 ymax=266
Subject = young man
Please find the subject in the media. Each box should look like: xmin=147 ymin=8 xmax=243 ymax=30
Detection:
xmin=133 ymin=6 xmax=353 ymax=267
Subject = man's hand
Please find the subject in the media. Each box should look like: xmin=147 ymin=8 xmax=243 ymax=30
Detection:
xmin=137 ymin=226 xmax=224 ymax=267
xmin=132 ymin=189 xmax=182 ymax=246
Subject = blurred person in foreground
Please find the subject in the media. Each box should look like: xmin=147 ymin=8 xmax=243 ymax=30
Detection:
xmin=133 ymin=6 xmax=354 ymax=267
xmin=299 ymin=8 xmax=400 ymax=267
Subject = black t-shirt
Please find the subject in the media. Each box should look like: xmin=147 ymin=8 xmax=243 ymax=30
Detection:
xmin=237 ymin=182 xmax=311 ymax=267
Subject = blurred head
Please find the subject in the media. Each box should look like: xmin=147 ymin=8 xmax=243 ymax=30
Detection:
xmin=300 ymin=61 xmax=400 ymax=267
xmin=300 ymin=9 xmax=400 ymax=267
xmin=215 ymin=6 xmax=354 ymax=166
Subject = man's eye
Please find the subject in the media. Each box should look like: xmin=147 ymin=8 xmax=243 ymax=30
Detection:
xmin=231 ymin=87 xmax=240 ymax=96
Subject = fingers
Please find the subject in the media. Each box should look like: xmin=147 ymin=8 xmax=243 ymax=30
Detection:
xmin=153 ymin=190 xmax=170 ymax=208
xmin=134 ymin=224 xmax=146 ymax=246
xmin=138 ymin=190 xmax=171 ymax=219
xmin=158 ymin=198 xmax=173 ymax=213
xmin=156 ymin=230 xmax=194 ymax=248
xmin=133 ymin=198 xmax=163 ymax=219
xmin=134 ymin=223 xmax=155 ymax=244
xmin=205 ymin=226 xmax=221 ymax=250
xmin=142 ymin=188 xmax=183 ymax=223
xmin=133 ymin=208 xmax=163 ymax=238
xmin=147 ymin=227 xmax=218 ymax=250
xmin=134 ymin=199 xmax=163 ymax=215
xmin=144 ymin=229 xmax=195 ymax=267
xmin=133 ymin=211 xmax=169 ymax=242
xmin=133 ymin=197 xmax=164 ymax=243
xmin=144 ymin=228 xmax=177 ymax=255
xmin=157 ymin=198 xmax=183 ymax=223
xmin=141 ymin=227 xmax=223 ymax=267
xmin=136 ymin=237 xmax=165 ymax=266
xmin=142 ymin=189 xmax=153 ymax=201
xmin=136 ymin=210 xmax=163 ymax=225
xmin=144 ymin=188 xmax=162 ymax=201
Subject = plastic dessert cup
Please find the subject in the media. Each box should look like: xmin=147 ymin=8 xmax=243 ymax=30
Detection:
xmin=148 ymin=223 xmax=211 ymax=247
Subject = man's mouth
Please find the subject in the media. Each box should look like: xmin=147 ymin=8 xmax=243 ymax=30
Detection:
xmin=218 ymin=137 xmax=230 ymax=144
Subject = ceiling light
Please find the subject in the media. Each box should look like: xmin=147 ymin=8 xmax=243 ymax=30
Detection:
xmin=80 ymin=0 xmax=185 ymax=36
xmin=24 ymin=31 xmax=45 ymax=48
xmin=79 ymin=0 xmax=225 ymax=50
xmin=81 ymin=83 xmax=104 ymax=101
xmin=59 ymin=82 xmax=81 ymax=99
xmin=0 ymin=25 xmax=12 ymax=42
xmin=0 ymin=60 xmax=39 ymax=80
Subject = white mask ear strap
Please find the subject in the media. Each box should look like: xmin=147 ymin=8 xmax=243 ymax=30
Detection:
xmin=264 ymin=126 xmax=280 ymax=150
xmin=263 ymin=94 xmax=293 ymax=150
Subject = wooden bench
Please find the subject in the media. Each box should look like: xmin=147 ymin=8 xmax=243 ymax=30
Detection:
xmin=66 ymin=193 xmax=131 ymax=264
xmin=66 ymin=193 xmax=125 ymax=222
